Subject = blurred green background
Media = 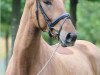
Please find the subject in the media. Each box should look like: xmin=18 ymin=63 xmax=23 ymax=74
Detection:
xmin=0 ymin=0 xmax=100 ymax=75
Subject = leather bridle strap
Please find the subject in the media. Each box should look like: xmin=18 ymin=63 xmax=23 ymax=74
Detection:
xmin=48 ymin=13 xmax=70 ymax=37
xmin=36 ymin=0 xmax=71 ymax=35
xmin=48 ymin=13 xmax=70 ymax=28
xmin=36 ymin=0 xmax=50 ymax=31
xmin=36 ymin=0 xmax=44 ymax=31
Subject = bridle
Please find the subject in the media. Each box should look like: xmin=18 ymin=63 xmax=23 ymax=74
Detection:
xmin=36 ymin=0 xmax=71 ymax=39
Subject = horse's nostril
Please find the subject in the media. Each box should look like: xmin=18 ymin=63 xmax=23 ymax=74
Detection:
xmin=66 ymin=33 xmax=77 ymax=43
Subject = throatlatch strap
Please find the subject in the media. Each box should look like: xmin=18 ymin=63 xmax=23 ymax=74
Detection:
xmin=36 ymin=0 xmax=50 ymax=31
xmin=36 ymin=0 xmax=44 ymax=31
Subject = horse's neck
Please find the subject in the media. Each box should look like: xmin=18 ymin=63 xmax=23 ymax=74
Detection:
xmin=12 ymin=5 xmax=51 ymax=75
xmin=13 ymin=4 xmax=41 ymax=57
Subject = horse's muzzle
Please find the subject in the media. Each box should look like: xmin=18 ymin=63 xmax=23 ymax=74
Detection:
xmin=60 ymin=33 xmax=77 ymax=47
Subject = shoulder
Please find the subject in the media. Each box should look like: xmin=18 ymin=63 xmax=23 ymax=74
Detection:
xmin=75 ymin=40 xmax=100 ymax=61
xmin=75 ymin=40 xmax=100 ymax=75
xmin=75 ymin=40 xmax=100 ymax=50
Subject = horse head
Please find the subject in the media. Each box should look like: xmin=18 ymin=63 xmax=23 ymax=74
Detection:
xmin=30 ymin=0 xmax=77 ymax=47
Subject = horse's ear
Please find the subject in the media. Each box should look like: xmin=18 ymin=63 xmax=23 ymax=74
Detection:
xmin=25 ymin=0 xmax=35 ymax=8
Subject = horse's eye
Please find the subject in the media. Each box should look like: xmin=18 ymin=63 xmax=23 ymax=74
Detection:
xmin=43 ymin=1 xmax=52 ymax=5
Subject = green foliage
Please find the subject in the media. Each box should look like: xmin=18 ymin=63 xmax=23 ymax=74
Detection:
xmin=87 ymin=0 xmax=100 ymax=2
xmin=21 ymin=0 xmax=25 ymax=13
xmin=64 ymin=0 xmax=70 ymax=12
xmin=0 ymin=23 xmax=11 ymax=37
xmin=77 ymin=0 xmax=100 ymax=44
xmin=1 ymin=0 xmax=12 ymax=24
xmin=42 ymin=32 xmax=58 ymax=45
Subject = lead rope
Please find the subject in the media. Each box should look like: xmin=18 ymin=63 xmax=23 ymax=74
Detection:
xmin=37 ymin=17 xmax=68 ymax=75
xmin=37 ymin=43 xmax=60 ymax=75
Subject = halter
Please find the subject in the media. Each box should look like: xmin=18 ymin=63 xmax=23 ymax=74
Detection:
xmin=36 ymin=0 xmax=71 ymax=38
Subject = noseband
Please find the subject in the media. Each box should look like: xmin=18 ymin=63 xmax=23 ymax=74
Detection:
xmin=36 ymin=0 xmax=70 ymax=38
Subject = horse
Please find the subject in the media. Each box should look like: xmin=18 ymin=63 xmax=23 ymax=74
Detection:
xmin=6 ymin=0 xmax=100 ymax=75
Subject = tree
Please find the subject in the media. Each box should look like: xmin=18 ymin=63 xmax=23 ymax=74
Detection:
xmin=11 ymin=0 xmax=21 ymax=49
xmin=70 ymin=0 xmax=78 ymax=28
xmin=9 ymin=0 xmax=21 ymax=59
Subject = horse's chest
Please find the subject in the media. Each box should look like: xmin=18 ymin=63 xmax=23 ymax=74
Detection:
xmin=30 ymin=62 xmax=93 ymax=75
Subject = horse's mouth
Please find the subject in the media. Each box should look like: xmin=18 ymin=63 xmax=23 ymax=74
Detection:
xmin=60 ymin=39 xmax=75 ymax=47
